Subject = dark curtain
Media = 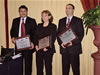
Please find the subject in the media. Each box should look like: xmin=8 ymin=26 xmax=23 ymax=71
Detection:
xmin=81 ymin=0 xmax=99 ymax=11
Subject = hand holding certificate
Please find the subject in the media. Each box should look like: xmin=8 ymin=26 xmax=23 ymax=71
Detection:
xmin=58 ymin=27 xmax=78 ymax=47
xmin=15 ymin=35 xmax=31 ymax=51
xmin=38 ymin=35 xmax=52 ymax=50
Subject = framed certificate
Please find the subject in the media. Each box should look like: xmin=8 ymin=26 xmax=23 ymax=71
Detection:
xmin=15 ymin=35 xmax=31 ymax=51
xmin=58 ymin=27 xmax=78 ymax=46
xmin=38 ymin=35 xmax=52 ymax=50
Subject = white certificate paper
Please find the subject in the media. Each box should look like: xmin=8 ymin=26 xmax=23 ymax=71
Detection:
xmin=59 ymin=28 xmax=77 ymax=45
xmin=15 ymin=36 xmax=31 ymax=51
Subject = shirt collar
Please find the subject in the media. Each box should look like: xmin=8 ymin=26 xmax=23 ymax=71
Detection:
xmin=21 ymin=17 xmax=27 ymax=21
xmin=67 ymin=16 xmax=73 ymax=20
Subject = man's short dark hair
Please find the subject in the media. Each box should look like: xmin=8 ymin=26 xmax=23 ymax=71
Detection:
xmin=66 ymin=4 xmax=75 ymax=9
xmin=19 ymin=5 xmax=28 ymax=12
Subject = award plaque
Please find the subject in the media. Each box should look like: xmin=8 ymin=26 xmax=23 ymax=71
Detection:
xmin=58 ymin=27 xmax=78 ymax=46
xmin=15 ymin=35 xmax=31 ymax=51
xmin=38 ymin=35 xmax=52 ymax=50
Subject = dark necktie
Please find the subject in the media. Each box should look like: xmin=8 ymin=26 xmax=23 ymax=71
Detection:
xmin=21 ymin=18 xmax=26 ymax=37
xmin=66 ymin=18 xmax=70 ymax=28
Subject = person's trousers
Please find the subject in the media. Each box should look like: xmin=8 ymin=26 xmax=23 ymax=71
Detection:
xmin=22 ymin=50 xmax=33 ymax=75
xmin=62 ymin=53 xmax=80 ymax=75
xmin=36 ymin=51 xmax=54 ymax=75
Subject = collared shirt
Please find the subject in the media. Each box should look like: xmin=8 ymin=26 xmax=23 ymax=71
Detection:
xmin=66 ymin=16 xmax=73 ymax=24
xmin=19 ymin=17 xmax=27 ymax=37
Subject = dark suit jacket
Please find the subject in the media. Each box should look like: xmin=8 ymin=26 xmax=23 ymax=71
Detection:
xmin=10 ymin=16 xmax=37 ymax=52
xmin=34 ymin=23 xmax=57 ymax=53
xmin=57 ymin=16 xmax=84 ymax=55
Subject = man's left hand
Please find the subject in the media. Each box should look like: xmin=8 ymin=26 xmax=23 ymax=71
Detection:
xmin=29 ymin=42 xmax=34 ymax=49
xmin=43 ymin=48 xmax=48 ymax=52
xmin=67 ymin=42 xmax=72 ymax=47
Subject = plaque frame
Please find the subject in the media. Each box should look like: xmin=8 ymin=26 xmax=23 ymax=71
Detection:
xmin=15 ymin=35 xmax=31 ymax=51
xmin=58 ymin=27 xmax=78 ymax=46
xmin=38 ymin=35 xmax=52 ymax=50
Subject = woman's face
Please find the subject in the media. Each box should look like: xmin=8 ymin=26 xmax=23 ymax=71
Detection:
xmin=42 ymin=13 xmax=50 ymax=22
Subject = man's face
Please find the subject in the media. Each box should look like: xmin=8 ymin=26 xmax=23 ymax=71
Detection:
xmin=19 ymin=8 xmax=28 ymax=18
xmin=66 ymin=5 xmax=74 ymax=16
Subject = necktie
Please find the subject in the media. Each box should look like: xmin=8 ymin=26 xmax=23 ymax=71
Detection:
xmin=66 ymin=18 xmax=70 ymax=28
xmin=21 ymin=18 xmax=26 ymax=37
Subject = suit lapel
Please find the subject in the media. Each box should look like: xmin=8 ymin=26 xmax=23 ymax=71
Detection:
xmin=17 ymin=17 xmax=20 ymax=28
xmin=17 ymin=17 xmax=20 ymax=36
xmin=70 ymin=16 xmax=75 ymax=27
xmin=25 ymin=17 xmax=29 ymax=34
xmin=63 ymin=17 xmax=67 ymax=28
xmin=25 ymin=17 xmax=28 ymax=27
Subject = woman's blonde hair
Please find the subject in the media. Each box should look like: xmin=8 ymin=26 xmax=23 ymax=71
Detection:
xmin=41 ymin=10 xmax=53 ymax=23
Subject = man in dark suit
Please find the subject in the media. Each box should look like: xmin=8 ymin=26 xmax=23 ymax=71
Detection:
xmin=10 ymin=5 xmax=37 ymax=75
xmin=57 ymin=4 xmax=84 ymax=75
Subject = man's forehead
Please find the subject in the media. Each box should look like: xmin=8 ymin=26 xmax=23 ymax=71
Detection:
xmin=66 ymin=5 xmax=73 ymax=8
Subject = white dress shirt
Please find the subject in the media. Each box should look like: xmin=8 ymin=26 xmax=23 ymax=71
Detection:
xmin=19 ymin=17 xmax=27 ymax=37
